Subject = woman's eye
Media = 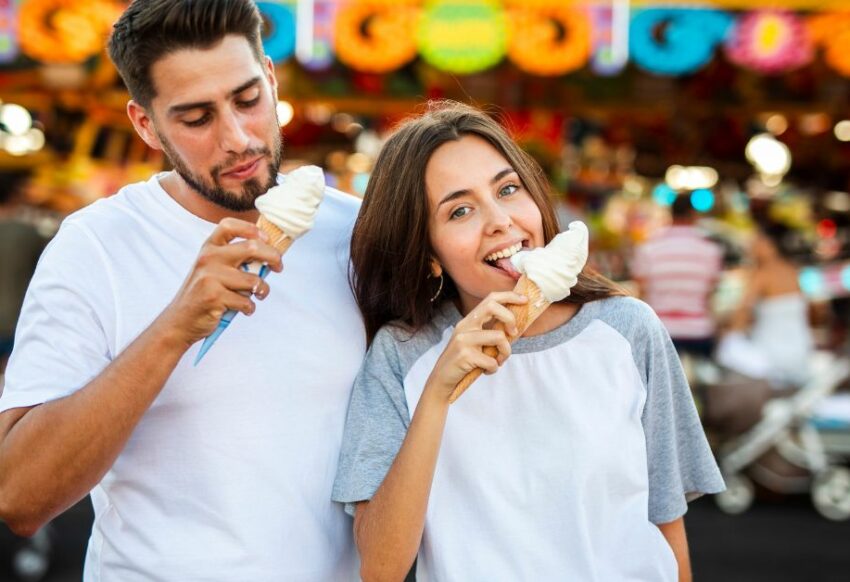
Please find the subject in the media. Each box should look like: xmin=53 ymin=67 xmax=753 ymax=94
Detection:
xmin=450 ymin=207 xmax=470 ymax=220
xmin=499 ymin=183 xmax=519 ymax=197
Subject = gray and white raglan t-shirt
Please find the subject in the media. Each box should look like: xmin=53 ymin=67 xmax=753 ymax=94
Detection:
xmin=333 ymin=296 xmax=725 ymax=582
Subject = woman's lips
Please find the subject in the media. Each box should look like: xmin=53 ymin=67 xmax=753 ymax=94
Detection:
xmin=487 ymin=258 xmax=522 ymax=281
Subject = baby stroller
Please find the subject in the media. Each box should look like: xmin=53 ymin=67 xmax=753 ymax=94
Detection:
xmin=704 ymin=351 xmax=850 ymax=521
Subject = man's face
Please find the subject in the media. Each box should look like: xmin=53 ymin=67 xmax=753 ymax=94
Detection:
xmin=141 ymin=35 xmax=282 ymax=211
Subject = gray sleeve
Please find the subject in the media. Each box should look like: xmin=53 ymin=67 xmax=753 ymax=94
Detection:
xmin=634 ymin=302 xmax=726 ymax=524
xmin=332 ymin=326 xmax=411 ymax=516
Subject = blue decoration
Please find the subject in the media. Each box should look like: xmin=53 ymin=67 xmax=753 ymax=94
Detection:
xmin=630 ymin=9 xmax=733 ymax=76
xmin=690 ymin=189 xmax=715 ymax=212
xmin=842 ymin=265 xmax=850 ymax=291
xmin=258 ymin=2 xmax=296 ymax=64
xmin=652 ymin=183 xmax=677 ymax=206
xmin=799 ymin=267 xmax=825 ymax=298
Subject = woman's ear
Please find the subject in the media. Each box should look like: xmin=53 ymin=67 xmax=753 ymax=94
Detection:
xmin=430 ymin=258 xmax=442 ymax=278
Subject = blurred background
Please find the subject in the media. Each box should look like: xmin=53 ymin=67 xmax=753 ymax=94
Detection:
xmin=2 ymin=0 xmax=850 ymax=580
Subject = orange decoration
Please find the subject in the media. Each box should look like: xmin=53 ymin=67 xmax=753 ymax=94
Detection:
xmin=808 ymin=12 xmax=850 ymax=77
xmin=506 ymin=1 xmax=591 ymax=76
xmin=334 ymin=0 xmax=418 ymax=74
xmin=18 ymin=0 xmax=120 ymax=65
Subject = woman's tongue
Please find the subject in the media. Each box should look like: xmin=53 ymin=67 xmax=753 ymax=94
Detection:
xmin=491 ymin=257 xmax=522 ymax=281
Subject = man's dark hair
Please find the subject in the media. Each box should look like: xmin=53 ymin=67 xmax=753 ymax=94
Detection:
xmin=671 ymin=193 xmax=694 ymax=220
xmin=108 ymin=0 xmax=264 ymax=108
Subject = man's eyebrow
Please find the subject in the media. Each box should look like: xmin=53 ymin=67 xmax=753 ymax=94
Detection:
xmin=167 ymin=77 xmax=263 ymax=116
xmin=436 ymin=167 xmax=516 ymax=208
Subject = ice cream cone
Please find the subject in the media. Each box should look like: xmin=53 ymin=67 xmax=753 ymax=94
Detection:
xmin=256 ymin=214 xmax=294 ymax=255
xmin=448 ymin=274 xmax=550 ymax=404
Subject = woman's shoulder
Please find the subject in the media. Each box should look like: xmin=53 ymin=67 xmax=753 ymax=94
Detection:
xmin=370 ymin=304 xmax=456 ymax=364
xmin=585 ymin=295 xmax=660 ymax=325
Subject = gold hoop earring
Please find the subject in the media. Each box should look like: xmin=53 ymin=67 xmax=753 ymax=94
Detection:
xmin=429 ymin=273 xmax=444 ymax=303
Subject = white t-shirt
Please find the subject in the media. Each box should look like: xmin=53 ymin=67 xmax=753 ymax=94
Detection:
xmin=333 ymin=297 xmax=725 ymax=581
xmin=1 ymin=174 xmax=366 ymax=581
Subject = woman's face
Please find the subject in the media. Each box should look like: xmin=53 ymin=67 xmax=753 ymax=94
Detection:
xmin=426 ymin=135 xmax=545 ymax=314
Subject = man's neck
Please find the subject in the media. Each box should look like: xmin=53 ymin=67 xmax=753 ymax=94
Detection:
xmin=158 ymin=171 xmax=259 ymax=224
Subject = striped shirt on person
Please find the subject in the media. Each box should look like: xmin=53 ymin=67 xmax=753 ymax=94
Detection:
xmin=632 ymin=225 xmax=723 ymax=340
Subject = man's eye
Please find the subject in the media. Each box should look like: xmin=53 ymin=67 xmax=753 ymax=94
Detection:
xmin=237 ymin=96 xmax=261 ymax=108
xmin=450 ymin=207 xmax=470 ymax=220
xmin=184 ymin=114 xmax=211 ymax=127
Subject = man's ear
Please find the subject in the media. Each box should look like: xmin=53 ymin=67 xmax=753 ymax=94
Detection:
xmin=264 ymin=55 xmax=278 ymax=97
xmin=127 ymin=100 xmax=163 ymax=151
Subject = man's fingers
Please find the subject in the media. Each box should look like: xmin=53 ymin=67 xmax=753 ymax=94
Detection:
xmin=222 ymin=289 xmax=256 ymax=316
xmin=215 ymin=239 xmax=284 ymax=271
xmin=215 ymin=268 xmax=266 ymax=295
xmin=207 ymin=217 xmax=268 ymax=247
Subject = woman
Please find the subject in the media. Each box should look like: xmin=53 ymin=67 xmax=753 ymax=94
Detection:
xmin=717 ymin=221 xmax=814 ymax=387
xmin=333 ymin=101 xmax=724 ymax=581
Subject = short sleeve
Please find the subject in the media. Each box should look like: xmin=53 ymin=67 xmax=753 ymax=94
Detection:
xmin=639 ymin=307 xmax=725 ymax=523
xmin=332 ymin=326 xmax=410 ymax=516
xmin=0 ymin=221 xmax=115 ymax=412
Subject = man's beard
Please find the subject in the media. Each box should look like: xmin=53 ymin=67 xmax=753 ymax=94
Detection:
xmin=159 ymin=131 xmax=282 ymax=212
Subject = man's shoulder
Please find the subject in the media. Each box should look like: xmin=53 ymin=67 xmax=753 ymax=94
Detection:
xmin=62 ymin=178 xmax=157 ymax=234
xmin=316 ymin=186 xmax=360 ymax=225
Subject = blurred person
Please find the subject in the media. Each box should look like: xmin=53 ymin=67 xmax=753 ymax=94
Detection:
xmin=716 ymin=221 xmax=814 ymax=387
xmin=0 ymin=1 xmax=364 ymax=580
xmin=632 ymin=193 xmax=724 ymax=359
xmin=333 ymin=102 xmax=723 ymax=582
xmin=0 ymin=172 xmax=47 ymax=374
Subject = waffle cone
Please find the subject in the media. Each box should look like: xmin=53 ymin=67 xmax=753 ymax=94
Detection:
xmin=257 ymin=215 xmax=294 ymax=254
xmin=448 ymin=274 xmax=551 ymax=403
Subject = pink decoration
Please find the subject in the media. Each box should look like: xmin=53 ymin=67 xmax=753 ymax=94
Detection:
xmin=725 ymin=10 xmax=813 ymax=74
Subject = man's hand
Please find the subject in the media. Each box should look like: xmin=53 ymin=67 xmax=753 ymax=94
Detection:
xmin=159 ymin=217 xmax=284 ymax=348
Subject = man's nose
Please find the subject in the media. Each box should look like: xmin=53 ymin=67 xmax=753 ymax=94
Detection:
xmin=218 ymin=108 xmax=251 ymax=153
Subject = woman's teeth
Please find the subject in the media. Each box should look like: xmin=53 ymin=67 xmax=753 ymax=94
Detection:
xmin=484 ymin=242 xmax=523 ymax=263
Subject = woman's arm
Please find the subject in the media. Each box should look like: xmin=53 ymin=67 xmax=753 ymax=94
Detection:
xmin=353 ymin=292 xmax=525 ymax=582
xmin=354 ymin=387 xmax=449 ymax=582
xmin=658 ymin=517 xmax=692 ymax=582
xmin=729 ymin=269 xmax=763 ymax=331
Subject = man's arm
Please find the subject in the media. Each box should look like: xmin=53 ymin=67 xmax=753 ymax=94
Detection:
xmin=0 ymin=218 xmax=281 ymax=536
xmin=658 ymin=517 xmax=692 ymax=582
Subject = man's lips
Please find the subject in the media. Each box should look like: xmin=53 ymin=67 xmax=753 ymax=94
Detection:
xmin=221 ymin=157 xmax=263 ymax=179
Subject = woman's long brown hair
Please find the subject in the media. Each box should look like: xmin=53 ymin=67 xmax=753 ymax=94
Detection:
xmin=352 ymin=101 xmax=624 ymax=345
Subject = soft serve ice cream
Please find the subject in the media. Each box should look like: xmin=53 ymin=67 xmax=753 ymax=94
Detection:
xmin=254 ymin=164 xmax=325 ymax=239
xmin=509 ymin=220 xmax=589 ymax=303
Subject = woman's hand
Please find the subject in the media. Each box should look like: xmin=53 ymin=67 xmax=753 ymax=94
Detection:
xmin=426 ymin=291 xmax=528 ymax=401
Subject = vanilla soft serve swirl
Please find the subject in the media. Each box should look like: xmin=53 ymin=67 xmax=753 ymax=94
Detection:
xmin=254 ymin=165 xmax=325 ymax=238
xmin=509 ymin=221 xmax=589 ymax=302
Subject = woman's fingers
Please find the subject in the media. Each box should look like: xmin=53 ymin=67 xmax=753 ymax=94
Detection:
xmin=457 ymin=329 xmax=512 ymax=367
xmin=457 ymin=292 xmax=528 ymax=333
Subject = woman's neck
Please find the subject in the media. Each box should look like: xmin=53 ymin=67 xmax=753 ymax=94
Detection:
xmin=524 ymin=301 xmax=580 ymax=337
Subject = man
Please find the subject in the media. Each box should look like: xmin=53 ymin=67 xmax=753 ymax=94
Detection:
xmin=0 ymin=1 xmax=365 ymax=580
xmin=632 ymin=193 xmax=724 ymax=358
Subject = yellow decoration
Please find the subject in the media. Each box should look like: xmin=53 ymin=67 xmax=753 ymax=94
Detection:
xmin=334 ymin=0 xmax=418 ymax=74
xmin=808 ymin=12 xmax=850 ymax=77
xmin=19 ymin=0 xmax=119 ymax=65
xmin=418 ymin=0 xmax=507 ymax=75
xmin=507 ymin=1 xmax=592 ymax=76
